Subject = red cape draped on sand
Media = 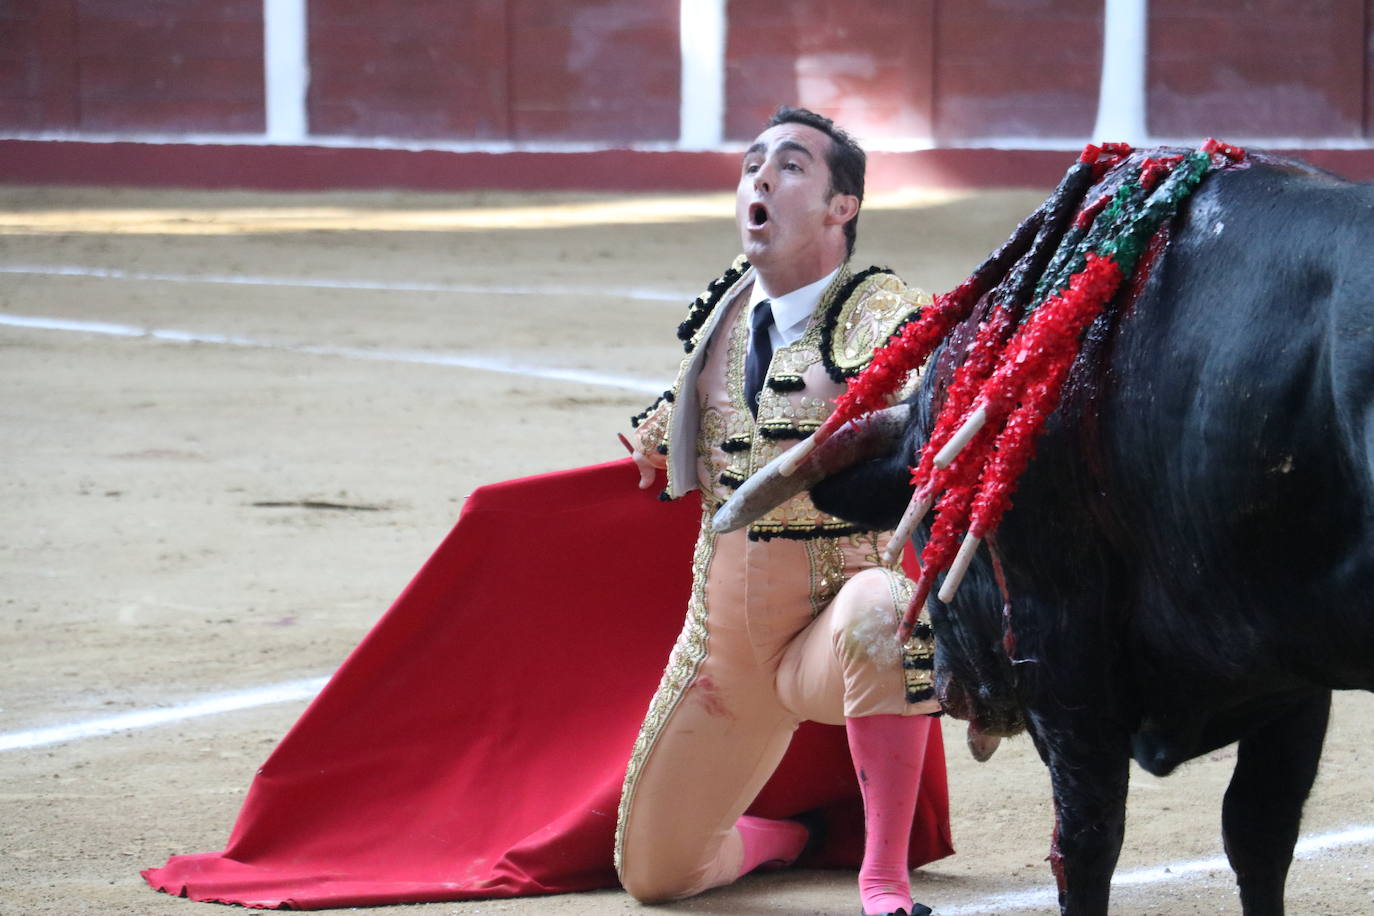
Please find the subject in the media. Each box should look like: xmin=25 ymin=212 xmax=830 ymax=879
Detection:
xmin=143 ymin=459 xmax=952 ymax=909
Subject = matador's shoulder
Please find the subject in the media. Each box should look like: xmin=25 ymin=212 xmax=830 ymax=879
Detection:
xmin=818 ymin=265 xmax=933 ymax=383
xmin=675 ymin=254 xmax=752 ymax=354
xmin=629 ymin=254 xmax=751 ymax=442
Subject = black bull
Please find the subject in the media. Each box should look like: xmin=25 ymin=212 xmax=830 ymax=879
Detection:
xmin=720 ymin=155 xmax=1374 ymax=914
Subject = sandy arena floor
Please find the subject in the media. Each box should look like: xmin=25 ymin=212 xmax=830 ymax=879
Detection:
xmin=2 ymin=184 xmax=1372 ymax=916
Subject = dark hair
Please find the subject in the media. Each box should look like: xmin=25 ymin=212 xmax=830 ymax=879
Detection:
xmin=767 ymin=105 xmax=865 ymax=257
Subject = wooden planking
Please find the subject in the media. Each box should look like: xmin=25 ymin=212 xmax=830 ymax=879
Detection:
xmin=10 ymin=139 xmax=1374 ymax=192
xmin=1149 ymin=0 xmax=1366 ymax=138
xmin=933 ymin=0 xmax=1103 ymax=141
xmin=725 ymin=0 xmax=936 ymax=143
xmin=72 ymin=0 xmax=265 ymax=131
xmin=1 ymin=0 xmax=1371 ymax=145
xmin=79 ymin=42 xmax=263 ymax=101
xmin=1368 ymin=0 xmax=1374 ymax=136
xmin=307 ymin=0 xmax=511 ymax=138
xmin=506 ymin=0 xmax=679 ymax=141
xmin=75 ymin=0 xmax=261 ymax=21
xmin=308 ymin=0 xmax=679 ymax=142
xmin=0 ymin=0 xmax=80 ymax=129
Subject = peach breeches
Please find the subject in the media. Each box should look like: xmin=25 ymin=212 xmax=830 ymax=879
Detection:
xmin=615 ymin=525 xmax=932 ymax=903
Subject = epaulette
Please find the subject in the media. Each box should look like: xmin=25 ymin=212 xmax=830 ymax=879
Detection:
xmin=819 ymin=267 xmax=930 ymax=383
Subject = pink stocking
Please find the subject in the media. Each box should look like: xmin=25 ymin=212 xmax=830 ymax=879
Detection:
xmin=846 ymin=713 xmax=931 ymax=915
xmin=734 ymin=814 xmax=809 ymax=876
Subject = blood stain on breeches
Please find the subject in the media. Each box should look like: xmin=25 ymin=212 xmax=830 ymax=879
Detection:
xmin=691 ymin=675 xmax=735 ymax=720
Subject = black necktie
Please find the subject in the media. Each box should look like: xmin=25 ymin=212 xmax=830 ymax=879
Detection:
xmin=744 ymin=299 xmax=774 ymax=417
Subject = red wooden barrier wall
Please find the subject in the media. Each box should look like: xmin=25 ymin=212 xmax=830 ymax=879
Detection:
xmin=8 ymin=1 xmax=1374 ymax=145
xmin=725 ymin=0 xmax=937 ymax=142
xmin=1 ymin=0 xmax=264 ymax=133
xmin=1148 ymin=0 xmax=1369 ymax=139
xmin=306 ymin=0 xmax=511 ymax=139
xmin=5 ymin=1 xmax=1374 ymax=190
xmin=504 ymin=0 xmax=679 ymax=141
xmin=306 ymin=0 xmax=680 ymax=142
xmin=725 ymin=0 xmax=1102 ymax=143
xmin=933 ymin=0 xmax=1102 ymax=141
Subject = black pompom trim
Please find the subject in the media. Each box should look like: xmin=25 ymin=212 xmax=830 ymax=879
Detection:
xmin=676 ymin=259 xmax=750 ymax=354
xmin=906 ymin=687 xmax=935 ymax=704
xmin=747 ymin=523 xmax=866 ymax=542
xmin=767 ymin=374 xmax=805 ymax=392
xmin=719 ymin=470 xmax=747 ymax=490
xmin=818 ymin=266 xmax=898 ymax=383
xmin=630 ymin=389 xmax=672 ymax=429
xmin=719 ymin=436 xmax=751 ymax=453
xmin=757 ymin=425 xmax=808 ymax=441
xmin=656 ymin=443 xmax=668 ymax=455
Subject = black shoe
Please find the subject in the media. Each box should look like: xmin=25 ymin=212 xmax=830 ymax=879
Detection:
xmin=790 ymin=809 xmax=827 ymax=860
xmin=862 ymin=905 xmax=933 ymax=916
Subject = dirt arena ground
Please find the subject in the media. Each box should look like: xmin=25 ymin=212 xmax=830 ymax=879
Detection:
xmin=2 ymin=183 xmax=1372 ymax=916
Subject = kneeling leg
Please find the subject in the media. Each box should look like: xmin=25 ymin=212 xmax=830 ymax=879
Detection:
xmin=778 ymin=567 xmax=938 ymax=916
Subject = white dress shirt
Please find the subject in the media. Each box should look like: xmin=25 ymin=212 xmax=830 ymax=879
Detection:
xmin=748 ymin=266 xmax=843 ymax=350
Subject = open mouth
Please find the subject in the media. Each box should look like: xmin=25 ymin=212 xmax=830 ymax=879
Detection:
xmin=748 ymin=203 xmax=769 ymax=228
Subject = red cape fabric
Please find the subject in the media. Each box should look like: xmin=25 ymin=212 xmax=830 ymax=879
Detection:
xmin=143 ymin=459 xmax=952 ymax=909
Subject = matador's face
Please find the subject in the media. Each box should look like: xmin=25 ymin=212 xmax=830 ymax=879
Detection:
xmin=736 ymin=122 xmax=847 ymax=292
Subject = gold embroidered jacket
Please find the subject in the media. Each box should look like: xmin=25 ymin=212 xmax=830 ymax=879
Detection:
xmin=630 ymin=256 xmax=931 ymax=540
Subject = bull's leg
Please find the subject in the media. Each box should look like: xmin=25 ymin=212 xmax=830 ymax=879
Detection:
xmin=1222 ymin=688 xmax=1330 ymax=916
xmin=1028 ymin=715 xmax=1132 ymax=915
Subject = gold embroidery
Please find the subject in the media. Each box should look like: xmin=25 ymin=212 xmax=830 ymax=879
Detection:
xmin=698 ymin=406 xmax=730 ymax=497
xmin=714 ymin=300 xmax=758 ymax=489
xmin=829 ymin=275 xmax=929 ymax=376
xmin=845 ymin=529 xmax=887 ymax=568
xmin=806 ymin=536 xmax=846 ymax=617
xmin=725 ymin=295 xmax=751 ymax=416
xmin=771 ymin=343 xmax=820 ymax=377
xmin=819 ymin=267 xmax=853 ymax=324
xmin=631 ymin=395 xmax=673 ymax=456
xmin=614 ymin=510 xmax=717 ymax=874
xmin=903 ymin=635 xmax=936 ymax=702
xmin=741 ymin=272 xmax=859 ymax=536
xmin=884 ymin=572 xmax=936 ymax=703
xmin=676 ymin=262 xmax=928 ymax=539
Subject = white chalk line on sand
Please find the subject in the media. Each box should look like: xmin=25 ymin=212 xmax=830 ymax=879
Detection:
xmin=0 ymin=263 xmax=689 ymax=302
xmin=937 ymin=823 xmax=1374 ymax=913
xmin=8 ymin=261 xmax=1370 ymax=905
xmin=0 ymin=676 xmax=328 ymax=753
xmin=2 ymin=674 xmax=1371 ymax=910
xmin=0 ymin=312 xmax=668 ymax=394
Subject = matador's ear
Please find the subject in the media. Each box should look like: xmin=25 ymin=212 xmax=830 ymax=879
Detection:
xmin=826 ymin=193 xmax=859 ymax=227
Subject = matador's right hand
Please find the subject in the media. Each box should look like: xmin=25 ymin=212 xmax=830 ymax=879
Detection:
xmin=631 ymin=449 xmax=657 ymax=490
xmin=619 ymin=432 xmax=660 ymax=490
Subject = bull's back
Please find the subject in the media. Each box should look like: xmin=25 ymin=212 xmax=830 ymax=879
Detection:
xmin=1093 ymin=159 xmax=1374 ymax=692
